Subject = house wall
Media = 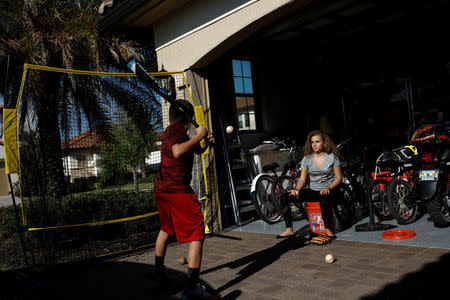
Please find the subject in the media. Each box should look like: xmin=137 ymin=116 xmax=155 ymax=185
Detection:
xmin=0 ymin=161 xmax=10 ymax=196
xmin=63 ymin=150 xmax=99 ymax=183
xmin=153 ymin=0 xmax=307 ymax=71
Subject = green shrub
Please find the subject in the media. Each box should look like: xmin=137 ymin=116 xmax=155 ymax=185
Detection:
xmin=138 ymin=173 xmax=156 ymax=184
xmin=66 ymin=177 xmax=98 ymax=194
xmin=1 ymin=189 xmax=158 ymax=264
xmin=1 ymin=189 xmax=156 ymax=238
xmin=0 ymin=206 xmax=21 ymax=239
xmin=23 ymin=189 xmax=156 ymax=227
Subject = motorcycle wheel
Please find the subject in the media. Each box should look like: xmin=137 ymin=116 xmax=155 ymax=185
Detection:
xmin=274 ymin=175 xmax=307 ymax=221
xmin=427 ymin=183 xmax=450 ymax=227
xmin=387 ymin=178 xmax=420 ymax=225
xmin=370 ymin=179 xmax=395 ymax=221
xmin=252 ymin=174 xmax=282 ymax=224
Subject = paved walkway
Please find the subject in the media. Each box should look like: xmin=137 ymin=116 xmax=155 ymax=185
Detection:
xmin=4 ymin=230 xmax=449 ymax=299
xmin=0 ymin=195 xmax=20 ymax=208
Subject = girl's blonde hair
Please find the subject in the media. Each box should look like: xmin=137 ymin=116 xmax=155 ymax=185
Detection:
xmin=304 ymin=130 xmax=340 ymax=157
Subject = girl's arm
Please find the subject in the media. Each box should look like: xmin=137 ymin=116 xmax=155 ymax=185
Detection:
xmin=320 ymin=165 xmax=342 ymax=195
xmin=288 ymin=168 xmax=308 ymax=198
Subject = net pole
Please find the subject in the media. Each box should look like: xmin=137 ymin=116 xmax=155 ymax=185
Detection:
xmin=8 ymin=174 xmax=29 ymax=267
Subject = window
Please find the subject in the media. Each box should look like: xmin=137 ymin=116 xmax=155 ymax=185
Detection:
xmin=232 ymin=59 xmax=256 ymax=131
xmin=75 ymin=155 xmax=88 ymax=168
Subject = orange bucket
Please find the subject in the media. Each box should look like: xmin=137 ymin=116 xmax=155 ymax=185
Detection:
xmin=306 ymin=202 xmax=327 ymax=236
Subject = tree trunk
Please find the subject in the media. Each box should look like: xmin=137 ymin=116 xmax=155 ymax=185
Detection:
xmin=132 ymin=167 xmax=139 ymax=192
xmin=35 ymin=72 xmax=67 ymax=199
xmin=141 ymin=162 xmax=146 ymax=178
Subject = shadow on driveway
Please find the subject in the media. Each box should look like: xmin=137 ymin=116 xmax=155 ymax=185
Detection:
xmin=362 ymin=253 xmax=450 ymax=299
xmin=0 ymin=259 xmax=240 ymax=300
xmin=202 ymin=226 xmax=310 ymax=293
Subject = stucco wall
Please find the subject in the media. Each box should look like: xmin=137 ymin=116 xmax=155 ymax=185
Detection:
xmin=0 ymin=163 xmax=10 ymax=196
xmin=154 ymin=0 xmax=296 ymax=71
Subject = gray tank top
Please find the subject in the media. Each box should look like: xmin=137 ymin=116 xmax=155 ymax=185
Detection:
xmin=300 ymin=153 xmax=340 ymax=191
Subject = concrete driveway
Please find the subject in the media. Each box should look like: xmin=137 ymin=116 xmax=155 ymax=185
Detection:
xmin=2 ymin=230 xmax=449 ymax=299
xmin=235 ymin=214 xmax=450 ymax=250
xmin=0 ymin=195 xmax=20 ymax=208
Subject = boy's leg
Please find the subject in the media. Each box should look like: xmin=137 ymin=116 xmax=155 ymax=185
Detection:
xmin=182 ymin=239 xmax=217 ymax=299
xmin=186 ymin=240 xmax=203 ymax=289
xmin=147 ymin=229 xmax=170 ymax=283
xmin=149 ymin=192 xmax=174 ymax=282
xmin=155 ymin=230 xmax=170 ymax=270
xmin=187 ymin=240 xmax=203 ymax=268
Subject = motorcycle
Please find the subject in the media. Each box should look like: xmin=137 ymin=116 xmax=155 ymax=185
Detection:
xmin=410 ymin=123 xmax=450 ymax=227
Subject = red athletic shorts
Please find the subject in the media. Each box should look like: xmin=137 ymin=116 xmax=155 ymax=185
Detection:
xmin=155 ymin=192 xmax=205 ymax=243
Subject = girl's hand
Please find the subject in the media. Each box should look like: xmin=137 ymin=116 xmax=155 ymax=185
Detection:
xmin=320 ymin=187 xmax=331 ymax=195
xmin=288 ymin=189 xmax=300 ymax=198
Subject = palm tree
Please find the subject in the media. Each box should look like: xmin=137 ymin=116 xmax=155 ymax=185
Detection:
xmin=0 ymin=0 xmax=160 ymax=199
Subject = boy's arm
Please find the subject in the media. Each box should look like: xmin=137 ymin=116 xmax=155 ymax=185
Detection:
xmin=193 ymin=132 xmax=215 ymax=154
xmin=172 ymin=125 xmax=207 ymax=158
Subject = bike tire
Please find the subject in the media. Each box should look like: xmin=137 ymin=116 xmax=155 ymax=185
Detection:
xmin=427 ymin=183 xmax=450 ymax=227
xmin=252 ymin=174 xmax=282 ymax=224
xmin=387 ymin=178 xmax=420 ymax=225
xmin=370 ymin=179 xmax=395 ymax=221
xmin=334 ymin=184 xmax=357 ymax=227
xmin=273 ymin=175 xmax=306 ymax=221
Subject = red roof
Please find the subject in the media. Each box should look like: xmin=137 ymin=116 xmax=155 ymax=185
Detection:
xmin=61 ymin=128 xmax=104 ymax=150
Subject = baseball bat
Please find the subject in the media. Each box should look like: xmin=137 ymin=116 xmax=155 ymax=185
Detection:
xmin=127 ymin=59 xmax=199 ymax=127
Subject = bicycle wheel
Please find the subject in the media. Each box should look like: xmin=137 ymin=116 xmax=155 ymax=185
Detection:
xmin=370 ymin=179 xmax=395 ymax=221
xmin=252 ymin=174 xmax=282 ymax=224
xmin=334 ymin=184 xmax=357 ymax=227
xmin=274 ymin=175 xmax=306 ymax=221
xmin=387 ymin=178 xmax=420 ymax=225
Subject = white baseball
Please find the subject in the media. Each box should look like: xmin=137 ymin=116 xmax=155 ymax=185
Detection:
xmin=325 ymin=254 xmax=334 ymax=264
xmin=226 ymin=125 xmax=234 ymax=134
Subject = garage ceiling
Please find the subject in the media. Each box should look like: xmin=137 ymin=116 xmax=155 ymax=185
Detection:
xmin=247 ymin=0 xmax=450 ymax=48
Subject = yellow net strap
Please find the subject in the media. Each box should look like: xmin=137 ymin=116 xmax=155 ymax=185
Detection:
xmin=96 ymin=242 xmax=156 ymax=258
xmin=23 ymin=63 xmax=184 ymax=76
xmin=3 ymin=109 xmax=19 ymax=174
xmin=27 ymin=211 xmax=159 ymax=231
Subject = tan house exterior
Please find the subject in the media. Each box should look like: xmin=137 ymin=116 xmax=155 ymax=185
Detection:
xmin=0 ymin=152 xmax=11 ymax=196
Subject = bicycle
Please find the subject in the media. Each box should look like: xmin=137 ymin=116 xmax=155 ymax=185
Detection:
xmin=372 ymin=146 xmax=417 ymax=223
xmin=370 ymin=148 xmax=413 ymax=221
xmin=251 ymin=138 xmax=306 ymax=224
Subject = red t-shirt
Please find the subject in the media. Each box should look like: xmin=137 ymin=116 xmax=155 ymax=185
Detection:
xmin=154 ymin=122 xmax=194 ymax=194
